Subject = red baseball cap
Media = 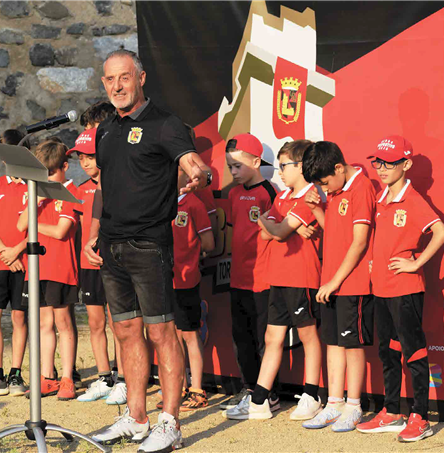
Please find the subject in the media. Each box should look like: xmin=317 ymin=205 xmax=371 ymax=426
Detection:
xmin=367 ymin=135 xmax=413 ymax=162
xmin=66 ymin=128 xmax=97 ymax=156
xmin=226 ymin=133 xmax=273 ymax=166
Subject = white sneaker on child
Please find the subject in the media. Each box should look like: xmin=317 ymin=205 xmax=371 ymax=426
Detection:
xmin=77 ymin=377 xmax=113 ymax=402
xmin=290 ymin=393 xmax=322 ymax=420
xmin=302 ymin=402 xmax=345 ymax=429
xmin=331 ymin=403 xmax=362 ymax=432
xmin=223 ymin=395 xmax=273 ymax=420
xmin=106 ymin=382 xmax=127 ymax=405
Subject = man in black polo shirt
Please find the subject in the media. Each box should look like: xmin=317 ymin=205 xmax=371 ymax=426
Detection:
xmin=85 ymin=50 xmax=212 ymax=451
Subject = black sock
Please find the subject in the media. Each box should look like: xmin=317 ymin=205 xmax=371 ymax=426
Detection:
xmin=117 ymin=374 xmax=125 ymax=384
xmin=112 ymin=366 xmax=118 ymax=372
xmin=252 ymin=384 xmax=270 ymax=405
xmin=9 ymin=368 xmax=21 ymax=377
xmin=0 ymin=368 xmax=4 ymax=380
xmin=304 ymin=383 xmax=319 ymax=400
xmin=99 ymin=371 xmax=114 ymax=387
xmin=45 ymin=376 xmax=57 ymax=381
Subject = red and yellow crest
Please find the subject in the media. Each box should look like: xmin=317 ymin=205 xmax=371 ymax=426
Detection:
xmin=128 ymin=127 xmax=143 ymax=145
xmin=54 ymin=200 xmax=63 ymax=213
xmin=249 ymin=206 xmax=260 ymax=223
xmin=175 ymin=211 xmax=188 ymax=227
xmin=338 ymin=198 xmax=349 ymax=216
xmin=394 ymin=209 xmax=407 ymax=227
xmin=277 ymin=77 xmax=302 ymax=125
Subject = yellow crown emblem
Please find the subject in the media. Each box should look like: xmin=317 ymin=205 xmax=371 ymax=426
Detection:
xmin=280 ymin=77 xmax=302 ymax=90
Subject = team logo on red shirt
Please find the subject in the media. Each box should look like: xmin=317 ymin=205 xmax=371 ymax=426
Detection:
xmin=128 ymin=127 xmax=143 ymax=144
xmin=394 ymin=209 xmax=407 ymax=227
xmin=338 ymin=198 xmax=349 ymax=216
xmin=175 ymin=211 xmax=188 ymax=227
xmin=55 ymin=200 xmax=63 ymax=213
xmin=249 ymin=206 xmax=260 ymax=222
xmin=277 ymin=77 xmax=303 ymax=125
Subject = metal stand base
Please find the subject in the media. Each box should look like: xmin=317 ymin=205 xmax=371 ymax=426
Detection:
xmin=0 ymin=420 xmax=108 ymax=452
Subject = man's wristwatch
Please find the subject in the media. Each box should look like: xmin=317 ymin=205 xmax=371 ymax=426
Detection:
xmin=205 ymin=170 xmax=213 ymax=187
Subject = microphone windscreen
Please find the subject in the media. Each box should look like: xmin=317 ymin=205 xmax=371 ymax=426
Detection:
xmin=67 ymin=110 xmax=78 ymax=122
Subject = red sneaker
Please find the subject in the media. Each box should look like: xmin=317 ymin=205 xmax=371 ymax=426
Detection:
xmin=25 ymin=375 xmax=60 ymax=399
xmin=57 ymin=377 xmax=76 ymax=401
xmin=357 ymin=407 xmax=406 ymax=433
xmin=398 ymin=413 xmax=433 ymax=442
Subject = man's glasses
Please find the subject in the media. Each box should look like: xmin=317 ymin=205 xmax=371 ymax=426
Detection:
xmin=279 ymin=162 xmax=300 ymax=172
xmin=371 ymin=158 xmax=406 ymax=170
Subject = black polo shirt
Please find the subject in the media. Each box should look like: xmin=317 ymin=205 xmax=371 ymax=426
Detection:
xmin=96 ymin=100 xmax=195 ymax=245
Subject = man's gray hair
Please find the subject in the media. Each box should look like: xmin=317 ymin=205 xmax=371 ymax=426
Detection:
xmin=103 ymin=49 xmax=144 ymax=74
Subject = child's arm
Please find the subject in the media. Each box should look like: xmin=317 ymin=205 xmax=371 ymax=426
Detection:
xmin=258 ymin=213 xmax=302 ymax=242
xmin=37 ymin=217 xmax=75 ymax=240
xmin=84 ymin=177 xmax=103 ymax=267
xmin=305 ymin=189 xmax=325 ymax=229
xmin=389 ymin=220 xmax=444 ymax=274
xmin=317 ymin=223 xmax=371 ymax=303
xmin=17 ymin=206 xmax=29 ymax=232
xmin=199 ymin=230 xmax=215 ymax=254
xmin=258 ymin=213 xmax=274 ymax=241
xmin=0 ymin=237 xmax=27 ymax=266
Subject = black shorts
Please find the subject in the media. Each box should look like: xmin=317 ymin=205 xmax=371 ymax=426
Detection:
xmin=22 ymin=280 xmax=78 ymax=308
xmin=321 ymin=294 xmax=374 ymax=348
xmin=0 ymin=270 xmax=26 ymax=311
xmin=268 ymin=286 xmax=320 ymax=327
xmin=99 ymin=239 xmax=175 ymax=324
xmin=80 ymin=269 xmax=106 ymax=306
xmin=174 ymin=284 xmax=201 ymax=331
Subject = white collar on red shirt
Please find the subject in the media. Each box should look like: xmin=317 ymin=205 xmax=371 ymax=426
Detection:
xmin=378 ymin=179 xmax=411 ymax=204
xmin=178 ymin=194 xmax=187 ymax=204
xmin=280 ymin=183 xmax=314 ymax=200
xmin=63 ymin=179 xmax=73 ymax=188
xmin=342 ymin=167 xmax=362 ymax=192
xmin=6 ymin=175 xmax=26 ymax=185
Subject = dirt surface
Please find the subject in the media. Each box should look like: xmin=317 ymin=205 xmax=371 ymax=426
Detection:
xmin=0 ymin=321 xmax=443 ymax=453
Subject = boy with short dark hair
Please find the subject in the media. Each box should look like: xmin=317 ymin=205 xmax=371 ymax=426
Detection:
xmin=302 ymin=141 xmax=376 ymax=432
xmin=18 ymin=140 xmax=80 ymax=401
xmin=357 ymin=135 xmax=444 ymax=442
xmin=224 ymin=140 xmax=323 ymax=421
xmin=220 ymin=133 xmax=277 ymax=410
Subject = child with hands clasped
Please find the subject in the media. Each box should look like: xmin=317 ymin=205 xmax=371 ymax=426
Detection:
xmin=356 ymin=136 xmax=444 ymax=442
xmin=224 ymin=140 xmax=323 ymax=421
xmin=301 ymin=141 xmax=376 ymax=432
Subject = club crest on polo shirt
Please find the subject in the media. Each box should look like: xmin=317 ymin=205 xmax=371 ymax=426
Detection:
xmin=338 ymin=198 xmax=349 ymax=216
xmin=128 ymin=127 xmax=143 ymax=144
xmin=394 ymin=209 xmax=407 ymax=227
xmin=249 ymin=206 xmax=260 ymax=222
xmin=175 ymin=211 xmax=188 ymax=227
xmin=55 ymin=200 xmax=63 ymax=213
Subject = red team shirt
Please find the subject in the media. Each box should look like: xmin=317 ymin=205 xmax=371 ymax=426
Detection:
xmin=372 ymin=180 xmax=441 ymax=298
xmin=267 ymin=184 xmax=321 ymax=289
xmin=75 ymin=178 xmax=98 ymax=270
xmin=195 ymin=186 xmax=217 ymax=216
xmin=172 ymin=193 xmax=212 ymax=289
xmin=25 ymin=180 xmax=80 ymax=286
xmin=0 ymin=176 xmax=27 ymax=271
xmin=227 ymin=181 xmax=276 ymax=292
xmin=322 ymin=168 xmax=376 ymax=296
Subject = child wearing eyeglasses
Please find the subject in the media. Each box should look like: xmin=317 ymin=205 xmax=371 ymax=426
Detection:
xmin=356 ymin=136 xmax=444 ymax=442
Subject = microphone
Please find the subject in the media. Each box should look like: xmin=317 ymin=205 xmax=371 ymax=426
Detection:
xmin=25 ymin=110 xmax=78 ymax=133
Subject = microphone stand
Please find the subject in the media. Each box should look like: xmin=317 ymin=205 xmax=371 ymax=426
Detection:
xmin=0 ymin=135 xmax=107 ymax=452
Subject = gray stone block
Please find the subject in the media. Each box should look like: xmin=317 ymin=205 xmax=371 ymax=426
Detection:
xmin=0 ymin=28 xmax=24 ymax=45
xmin=92 ymin=27 xmax=103 ymax=37
xmin=36 ymin=1 xmax=70 ymax=20
xmin=67 ymin=22 xmax=85 ymax=35
xmin=26 ymin=99 xmax=46 ymax=121
xmin=55 ymin=47 xmax=78 ymax=66
xmin=94 ymin=1 xmax=113 ymax=16
xmin=37 ymin=67 xmax=94 ymax=93
xmin=0 ymin=1 xmax=29 ymax=18
xmin=0 ymin=48 xmax=9 ymax=67
xmin=0 ymin=106 xmax=8 ymax=119
xmin=31 ymin=24 xmax=62 ymax=40
xmin=103 ymin=24 xmax=130 ymax=36
xmin=29 ymin=43 xmax=55 ymax=67
xmin=93 ymin=34 xmax=138 ymax=60
xmin=53 ymin=128 xmax=80 ymax=149
xmin=1 ymin=72 xmax=23 ymax=96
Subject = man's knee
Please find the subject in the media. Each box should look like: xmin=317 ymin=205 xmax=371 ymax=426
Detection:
xmin=114 ymin=317 xmax=144 ymax=342
xmin=148 ymin=321 xmax=176 ymax=346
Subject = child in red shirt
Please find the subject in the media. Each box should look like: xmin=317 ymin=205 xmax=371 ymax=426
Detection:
xmin=357 ymin=135 xmax=444 ymax=442
xmin=302 ymin=141 xmax=376 ymax=432
xmin=224 ymin=140 xmax=323 ymax=421
xmin=18 ymin=140 xmax=80 ymax=401
xmin=220 ymin=133 xmax=277 ymax=411
xmin=171 ymin=167 xmax=214 ymax=411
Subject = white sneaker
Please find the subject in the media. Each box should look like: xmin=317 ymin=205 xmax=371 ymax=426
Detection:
xmin=290 ymin=393 xmax=322 ymax=420
xmin=302 ymin=402 xmax=345 ymax=429
xmin=77 ymin=377 xmax=113 ymax=402
xmin=138 ymin=412 xmax=183 ymax=452
xmin=106 ymin=382 xmax=127 ymax=405
xmin=331 ymin=403 xmax=362 ymax=432
xmin=222 ymin=395 xmax=273 ymax=420
xmin=92 ymin=406 xmax=150 ymax=445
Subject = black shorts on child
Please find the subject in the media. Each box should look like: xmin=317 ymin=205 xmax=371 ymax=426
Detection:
xmin=22 ymin=280 xmax=78 ymax=308
xmin=0 ymin=270 xmax=26 ymax=311
xmin=321 ymin=294 xmax=374 ymax=348
xmin=268 ymin=286 xmax=320 ymax=327
xmin=80 ymin=269 xmax=106 ymax=306
xmin=174 ymin=284 xmax=201 ymax=332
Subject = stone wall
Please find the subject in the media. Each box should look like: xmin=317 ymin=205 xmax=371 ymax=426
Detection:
xmin=0 ymin=0 xmax=138 ymax=183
